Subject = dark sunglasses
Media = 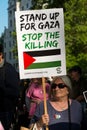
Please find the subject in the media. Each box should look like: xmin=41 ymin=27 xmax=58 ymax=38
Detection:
xmin=51 ymin=83 xmax=67 ymax=89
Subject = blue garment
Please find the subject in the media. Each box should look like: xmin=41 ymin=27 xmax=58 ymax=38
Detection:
xmin=31 ymin=100 xmax=83 ymax=130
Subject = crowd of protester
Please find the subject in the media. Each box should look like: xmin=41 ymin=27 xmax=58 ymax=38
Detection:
xmin=0 ymin=43 xmax=87 ymax=130
xmin=13 ymin=66 xmax=87 ymax=130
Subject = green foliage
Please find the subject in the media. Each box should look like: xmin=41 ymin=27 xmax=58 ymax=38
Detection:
xmin=64 ymin=0 xmax=87 ymax=74
xmin=31 ymin=0 xmax=66 ymax=9
xmin=18 ymin=0 xmax=21 ymax=2
xmin=11 ymin=30 xmax=18 ymax=60
xmin=31 ymin=0 xmax=50 ymax=9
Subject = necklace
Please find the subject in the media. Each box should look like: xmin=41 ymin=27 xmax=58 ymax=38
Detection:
xmin=53 ymin=101 xmax=68 ymax=111
xmin=59 ymin=105 xmax=67 ymax=110
xmin=58 ymin=102 xmax=68 ymax=110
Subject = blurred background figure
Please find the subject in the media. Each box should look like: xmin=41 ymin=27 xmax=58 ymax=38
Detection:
xmin=14 ymin=79 xmax=30 ymax=130
xmin=25 ymin=78 xmax=50 ymax=120
xmin=68 ymin=65 xmax=87 ymax=104
xmin=0 ymin=44 xmax=19 ymax=130
xmin=68 ymin=65 xmax=87 ymax=129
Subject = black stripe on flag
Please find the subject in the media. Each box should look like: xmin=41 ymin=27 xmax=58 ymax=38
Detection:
xmin=25 ymin=49 xmax=61 ymax=57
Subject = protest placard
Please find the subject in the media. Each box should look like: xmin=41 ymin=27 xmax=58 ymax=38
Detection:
xmin=15 ymin=8 xmax=66 ymax=79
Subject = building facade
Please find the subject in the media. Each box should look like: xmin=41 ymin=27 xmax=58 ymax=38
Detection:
xmin=4 ymin=0 xmax=32 ymax=71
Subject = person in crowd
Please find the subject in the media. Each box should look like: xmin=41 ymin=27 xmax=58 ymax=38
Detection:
xmin=68 ymin=65 xmax=87 ymax=109
xmin=15 ymin=79 xmax=30 ymax=130
xmin=18 ymin=79 xmax=30 ymax=112
xmin=29 ymin=75 xmax=83 ymax=130
xmin=0 ymin=44 xmax=19 ymax=130
xmin=25 ymin=78 xmax=50 ymax=119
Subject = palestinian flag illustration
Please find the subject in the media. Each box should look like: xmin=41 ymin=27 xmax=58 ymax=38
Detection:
xmin=23 ymin=49 xmax=61 ymax=69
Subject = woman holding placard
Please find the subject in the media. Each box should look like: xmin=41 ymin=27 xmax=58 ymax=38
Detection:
xmin=29 ymin=75 xmax=83 ymax=130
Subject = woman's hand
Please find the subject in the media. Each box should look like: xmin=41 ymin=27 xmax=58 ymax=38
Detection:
xmin=41 ymin=114 xmax=49 ymax=126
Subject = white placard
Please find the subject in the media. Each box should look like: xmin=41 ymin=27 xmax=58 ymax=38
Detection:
xmin=15 ymin=8 xmax=66 ymax=79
